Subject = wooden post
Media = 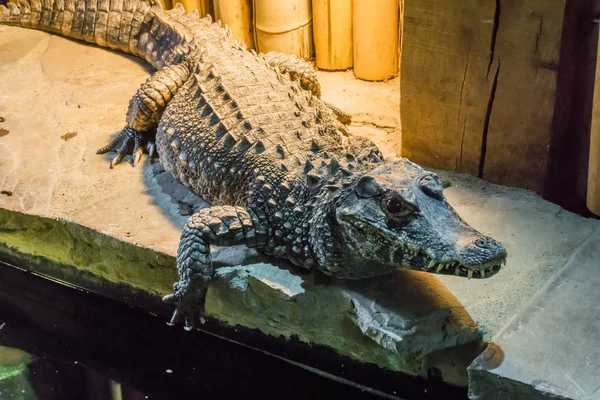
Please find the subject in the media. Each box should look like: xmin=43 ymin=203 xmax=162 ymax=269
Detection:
xmin=588 ymin=24 xmax=600 ymax=215
xmin=214 ymin=0 xmax=255 ymax=49
xmin=352 ymin=0 xmax=398 ymax=81
xmin=312 ymin=0 xmax=353 ymax=70
xmin=400 ymin=0 xmax=564 ymax=193
xmin=398 ymin=0 xmax=403 ymax=154
xmin=545 ymin=0 xmax=600 ymax=215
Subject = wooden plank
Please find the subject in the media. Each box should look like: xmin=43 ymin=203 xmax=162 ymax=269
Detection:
xmin=401 ymin=0 xmax=564 ymax=193
xmin=401 ymin=0 xmax=496 ymax=176
xmin=483 ymin=0 xmax=564 ymax=192
xmin=545 ymin=0 xmax=599 ymax=215
xmin=588 ymin=24 xmax=600 ymax=215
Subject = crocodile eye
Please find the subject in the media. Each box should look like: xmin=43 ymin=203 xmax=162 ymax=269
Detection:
xmin=386 ymin=196 xmax=404 ymax=215
xmin=384 ymin=191 xmax=418 ymax=217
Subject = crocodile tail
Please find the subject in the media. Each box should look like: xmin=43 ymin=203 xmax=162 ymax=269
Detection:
xmin=0 ymin=0 xmax=163 ymax=56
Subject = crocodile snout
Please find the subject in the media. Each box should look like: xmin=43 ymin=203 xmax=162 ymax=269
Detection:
xmin=459 ymin=235 xmax=507 ymax=269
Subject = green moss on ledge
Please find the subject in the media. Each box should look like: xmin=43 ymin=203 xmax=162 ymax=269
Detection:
xmin=0 ymin=207 xmax=482 ymax=386
xmin=0 ymin=208 xmax=176 ymax=297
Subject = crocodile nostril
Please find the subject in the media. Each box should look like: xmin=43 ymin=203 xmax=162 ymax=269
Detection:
xmin=475 ymin=237 xmax=497 ymax=249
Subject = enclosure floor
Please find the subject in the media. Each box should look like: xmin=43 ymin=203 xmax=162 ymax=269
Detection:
xmin=1 ymin=26 xmax=599 ymax=400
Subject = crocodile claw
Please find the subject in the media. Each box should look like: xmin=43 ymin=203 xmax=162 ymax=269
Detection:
xmin=97 ymin=126 xmax=154 ymax=168
xmin=147 ymin=142 xmax=156 ymax=159
xmin=163 ymin=280 xmax=207 ymax=331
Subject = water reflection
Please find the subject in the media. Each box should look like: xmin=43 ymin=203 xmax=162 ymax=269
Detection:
xmin=0 ymin=262 xmax=469 ymax=400
xmin=0 ymin=345 xmax=34 ymax=399
xmin=0 ymin=345 xmax=146 ymax=400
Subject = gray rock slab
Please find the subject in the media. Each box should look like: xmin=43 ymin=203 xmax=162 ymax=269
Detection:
xmin=468 ymin=226 xmax=600 ymax=400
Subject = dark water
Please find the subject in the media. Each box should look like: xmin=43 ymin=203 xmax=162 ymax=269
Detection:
xmin=0 ymin=264 xmax=396 ymax=400
xmin=0 ymin=315 xmax=399 ymax=400
xmin=0 ymin=317 xmax=158 ymax=400
xmin=0 ymin=347 xmax=146 ymax=400
xmin=0 ymin=260 xmax=467 ymax=400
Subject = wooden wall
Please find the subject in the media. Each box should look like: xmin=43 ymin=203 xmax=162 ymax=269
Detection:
xmin=546 ymin=0 xmax=600 ymax=216
xmin=589 ymin=31 xmax=600 ymax=215
xmin=400 ymin=0 xmax=565 ymax=193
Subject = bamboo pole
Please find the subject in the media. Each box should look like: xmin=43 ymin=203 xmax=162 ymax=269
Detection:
xmin=198 ymin=0 xmax=214 ymax=18
xmin=253 ymin=0 xmax=314 ymax=58
xmin=157 ymin=0 xmax=172 ymax=10
xmin=588 ymin=25 xmax=600 ymax=215
xmin=214 ymin=0 xmax=254 ymax=49
xmin=312 ymin=0 xmax=353 ymax=70
xmin=171 ymin=0 xmax=213 ymax=16
xmin=173 ymin=0 xmax=196 ymax=12
xmin=352 ymin=0 xmax=399 ymax=81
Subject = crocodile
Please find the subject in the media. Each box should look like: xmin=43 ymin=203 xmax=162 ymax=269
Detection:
xmin=1 ymin=0 xmax=507 ymax=330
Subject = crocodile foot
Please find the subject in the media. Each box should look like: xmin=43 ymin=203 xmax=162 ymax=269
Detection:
xmin=96 ymin=126 xmax=155 ymax=168
xmin=162 ymin=276 xmax=209 ymax=331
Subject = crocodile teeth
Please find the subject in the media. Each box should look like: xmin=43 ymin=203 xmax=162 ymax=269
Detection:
xmin=436 ymin=264 xmax=444 ymax=273
xmin=467 ymin=270 xmax=473 ymax=279
xmin=480 ymin=269 xmax=486 ymax=278
xmin=426 ymin=259 xmax=436 ymax=270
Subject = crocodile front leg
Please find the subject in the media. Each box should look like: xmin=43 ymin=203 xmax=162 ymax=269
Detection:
xmin=97 ymin=63 xmax=191 ymax=168
xmin=163 ymin=206 xmax=267 ymax=330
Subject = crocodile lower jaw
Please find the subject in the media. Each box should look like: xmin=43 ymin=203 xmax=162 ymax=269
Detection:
xmin=413 ymin=252 xmax=506 ymax=279
xmin=347 ymin=220 xmax=506 ymax=279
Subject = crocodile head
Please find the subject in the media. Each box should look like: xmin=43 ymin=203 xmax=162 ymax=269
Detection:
xmin=327 ymin=158 xmax=507 ymax=279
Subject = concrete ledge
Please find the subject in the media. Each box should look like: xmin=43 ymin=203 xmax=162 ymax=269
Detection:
xmin=468 ymin=227 xmax=600 ymax=400
xmin=3 ymin=25 xmax=600 ymax=396
xmin=0 ymin=206 xmax=482 ymax=383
